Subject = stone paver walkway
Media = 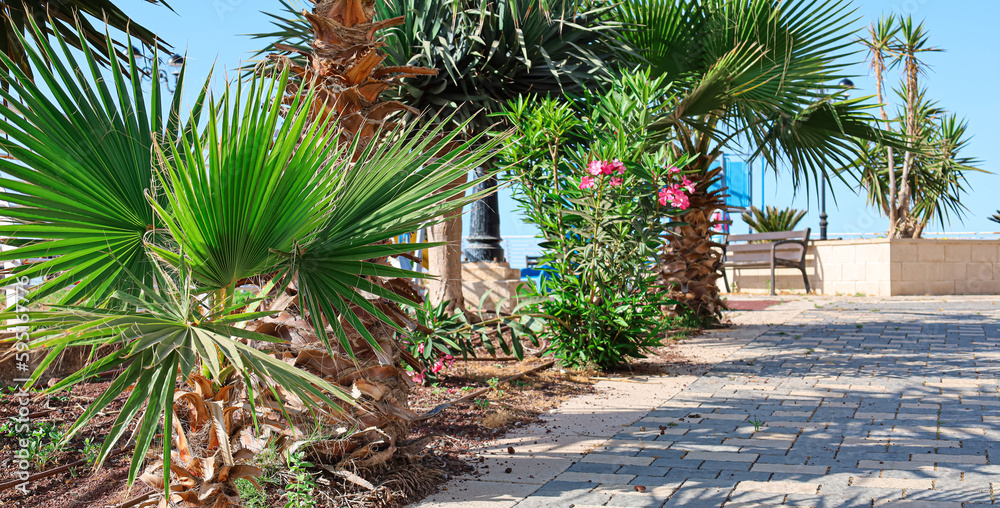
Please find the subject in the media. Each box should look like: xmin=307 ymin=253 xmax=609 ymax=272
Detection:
xmin=512 ymin=298 xmax=1000 ymax=507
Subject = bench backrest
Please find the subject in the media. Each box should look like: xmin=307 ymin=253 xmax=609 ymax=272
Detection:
xmin=727 ymin=229 xmax=810 ymax=243
xmin=724 ymin=228 xmax=811 ymax=262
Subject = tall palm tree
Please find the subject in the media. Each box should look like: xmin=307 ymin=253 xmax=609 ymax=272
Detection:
xmin=0 ymin=0 xmax=171 ymax=80
xmin=612 ymin=0 xmax=891 ymax=321
xmin=253 ymin=0 xmax=626 ymax=310
xmin=0 ymin=19 xmax=501 ymax=502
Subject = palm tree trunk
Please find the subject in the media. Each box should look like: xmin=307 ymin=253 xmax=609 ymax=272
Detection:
xmin=659 ymin=163 xmax=727 ymax=322
xmin=426 ymin=209 xmax=465 ymax=312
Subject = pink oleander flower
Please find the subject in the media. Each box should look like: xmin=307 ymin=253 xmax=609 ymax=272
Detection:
xmin=668 ymin=166 xmax=681 ymax=174
xmin=659 ymin=185 xmax=691 ymax=210
xmin=431 ymin=358 xmax=445 ymax=374
xmin=672 ymin=191 xmax=690 ymax=210
xmin=587 ymin=160 xmax=604 ymax=176
xmin=417 ymin=343 xmax=425 ymax=354
xmin=658 ymin=188 xmax=671 ymax=206
xmin=580 ymin=176 xmax=596 ymax=189
xmin=681 ymin=177 xmax=696 ymax=194
xmin=609 ymin=159 xmax=626 ymax=175
xmin=609 ymin=177 xmax=624 ymax=187
xmin=445 ymin=354 xmax=455 ymax=368
xmin=410 ymin=370 xmax=426 ymax=384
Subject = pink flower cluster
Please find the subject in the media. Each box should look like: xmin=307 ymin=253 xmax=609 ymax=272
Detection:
xmin=407 ymin=351 xmax=455 ymax=386
xmin=579 ymin=159 xmax=626 ymax=189
xmin=657 ymin=166 xmax=693 ymax=211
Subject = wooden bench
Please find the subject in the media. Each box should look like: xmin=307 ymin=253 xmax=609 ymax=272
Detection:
xmin=721 ymin=229 xmax=811 ymax=296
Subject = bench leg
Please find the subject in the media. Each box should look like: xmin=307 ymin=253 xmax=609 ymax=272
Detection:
xmin=723 ymin=265 xmax=730 ymax=293
xmin=769 ymin=257 xmax=776 ymax=296
xmin=801 ymin=265 xmax=811 ymax=294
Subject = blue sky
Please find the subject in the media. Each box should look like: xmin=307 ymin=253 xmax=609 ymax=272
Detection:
xmin=116 ymin=0 xmax=1000 ymax=262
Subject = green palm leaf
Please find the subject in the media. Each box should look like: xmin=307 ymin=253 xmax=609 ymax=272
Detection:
xmin=613 ymin=0 xmax=894 ymax=191
xmin=0 ymin=18 xmax=209 ymax=306
xmin=291 ymin=120 xmax=508 ymax=356
xmin=0 ymin=1 xmax=173 ymax=80
xmin=152 ymin=68 xmax=340 ymax=292
xmin=14 ymin=259 xmax=353 ymax=491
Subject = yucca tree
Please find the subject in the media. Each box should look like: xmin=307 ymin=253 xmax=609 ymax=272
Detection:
xmin=0 ymin=0 xmax=171 ymax=80
xmin=741 ymin=206 xmax=808 ymax=234
xmin=0 ymin=19 xmax=502 ymax=504
xmin=255 ymin=0 xmax=624 ymax=134
xmin=612 ymin=0 xmax=890 ymax=321
xmin=253 ymin=0 xmax=626 ymax=309
xmin=854 ymin=90 xmax=982 ymax=237
xmin=855 ymin=16 xmax=981 ymax=238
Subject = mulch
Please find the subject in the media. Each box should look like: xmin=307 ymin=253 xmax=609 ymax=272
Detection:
xmin=0 ymin=357 xmax=597 ymax=508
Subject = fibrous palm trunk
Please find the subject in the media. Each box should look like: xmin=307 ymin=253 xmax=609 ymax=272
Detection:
xmin=659 ymin=165 xmax=727 ymax=322
xmin=269 ymin=0 xmax=437 ymax=147
xmin=256 ymin=0 xmax=439 ymax=471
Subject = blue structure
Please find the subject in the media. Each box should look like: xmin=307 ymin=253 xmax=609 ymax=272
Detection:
xmin=708 ymin=155 xmax=753 ymax=233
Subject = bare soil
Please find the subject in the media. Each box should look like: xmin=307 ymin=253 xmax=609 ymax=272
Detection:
xmin=0 ymin=356 xmax=598 ymax=508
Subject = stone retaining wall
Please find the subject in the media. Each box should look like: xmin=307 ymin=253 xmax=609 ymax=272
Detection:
xmin=723 ymin=238 xmax=1000 ymax=296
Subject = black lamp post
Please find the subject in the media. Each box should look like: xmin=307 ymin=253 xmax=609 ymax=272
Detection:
xmin=819 ymin=77 xmax=854 ymax=241
xmin=464 ymin=168 xmax=505 ymax=262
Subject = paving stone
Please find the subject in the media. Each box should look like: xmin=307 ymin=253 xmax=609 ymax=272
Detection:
xmin=661 ymin=486 xmax=731 ymax=507
xmin=493 ymin=300 xmax=1000 ymax=508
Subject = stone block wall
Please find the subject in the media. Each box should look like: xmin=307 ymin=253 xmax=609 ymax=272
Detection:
xmin=723 ymin=238 xmax=1000 ymax=296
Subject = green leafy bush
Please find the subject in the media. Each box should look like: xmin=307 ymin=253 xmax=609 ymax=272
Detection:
xmin=497 ymin=71 xmax=694 ymax=369
xmin=400 ymin=298 xmax=544 ymax=384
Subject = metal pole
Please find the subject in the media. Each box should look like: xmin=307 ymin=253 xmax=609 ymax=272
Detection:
xmin=464 ymin=168 xmax=505 ymax=262
xmin=819 ymin=176 xmax=828 ymax=240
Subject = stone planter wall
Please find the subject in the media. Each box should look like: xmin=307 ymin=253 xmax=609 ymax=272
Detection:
xmin=723 ymin=238 xmax=1000 ymax=296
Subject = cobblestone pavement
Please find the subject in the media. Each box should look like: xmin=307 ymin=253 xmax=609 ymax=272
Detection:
xmin=513 ymin=299 xmax=1000 ymax=508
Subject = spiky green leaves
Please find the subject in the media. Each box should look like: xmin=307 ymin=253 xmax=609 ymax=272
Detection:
xmin=151 ymin=69 xmax=340 ymax=292
xmin=0 ymin=17 xmax=208 ymax=306
xmin=19 ymin=259 xmax=352 ymax=491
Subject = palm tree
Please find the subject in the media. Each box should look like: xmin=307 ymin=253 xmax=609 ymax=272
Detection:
xmin=742 ymin=206 xmax=808 ymax=234
xmin=0 ymin=20 xmax=501 ymax=502
xmin=612 ymin=0 xmax=890 ymax=321
xmin=253 ymin=0 xmax=626 ymax=310
xmin=0 ymin=0 xmax=171 ymax=80
xmin=856 ymin=16 xmax=980 ymax=238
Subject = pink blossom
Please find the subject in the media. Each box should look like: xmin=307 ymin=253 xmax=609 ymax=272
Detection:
xmin=658 ymin=188 xmax=670 ymax=207
xmin=410 ymin=370 xmax=426 ymax=384
xmin=579 ymin=176 xmax=596 ymax=190
xmin=671 ymin=191 xmax=690 ymax=210
xmin=431 ymin=359 xmax=445 ymax=374
xmin=667 ymin=166 xmax=681 ymax=174
xmin=417 ymin=343 xmax=425 ymax=354
xmin=608 ymin=159 xmax=626 ymax=175
xmin=658 ymin=185 xmax=691 ymax=210
xmin=681 ymin=177 xmax=696 ymax=193
xmin=587 ymin=160 xmax=604 ymax=176
xmin=444 ymin=354 xmax=455 ymax=368
xmin=609 ymin=177 xmax=624 ymax=187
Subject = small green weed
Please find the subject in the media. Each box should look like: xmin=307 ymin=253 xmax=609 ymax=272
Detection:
xmin=236 ymin=477 xmax=266 ymax=508
xmin=474 ymin=397 xmax=490 ymax=410
xmin=284 ymin=450 xmax=317 ymax=508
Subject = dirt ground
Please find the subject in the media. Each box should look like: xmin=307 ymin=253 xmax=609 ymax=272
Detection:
xmin=0 ymin=326 xmax=711 ymax=508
